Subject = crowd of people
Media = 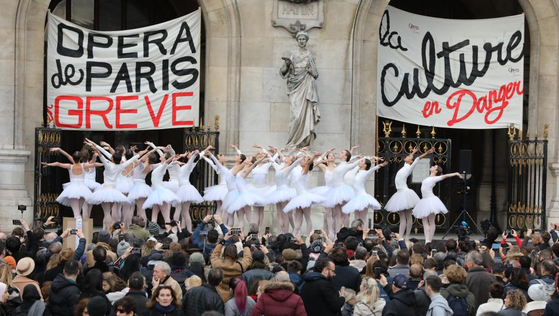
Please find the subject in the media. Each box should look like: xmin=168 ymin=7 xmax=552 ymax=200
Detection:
xmin=0 ymin=215 xmax=555 ymax=316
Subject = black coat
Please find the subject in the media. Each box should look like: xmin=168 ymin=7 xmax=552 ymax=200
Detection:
xmin=332 ymin=265 xmax=361 ymax=292
xmin=300 ymin=272 xmax=345 ymax=316
xmin=109 ymin=290 xmax=149 ymax=316
xmin=48 ymin=274 xmax=81 ymax=316
xmin=148 ymin=309 xmax=185 ymax=316
xmin=182 ymin=284 xmax=224 ymax=316
xmin=543 ymin=297 xmax=559 ymax=316
xmin=381 ymin=288 xmax=417 ymax=316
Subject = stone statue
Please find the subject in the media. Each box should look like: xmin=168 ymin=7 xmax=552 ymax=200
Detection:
xmin=280 ymin=31 xmax=320 ymax=148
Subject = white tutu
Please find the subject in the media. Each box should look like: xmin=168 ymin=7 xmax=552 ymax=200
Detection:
xmin=57 ymin=182 xmax=92 ymax=206
xmin=143 ymin=187 xmax=180 ymax=209
xmin=117 ymin=177 xmax=134 ymax=194
xmin=342 ymin=194 xmax=381 ymax=214
xmin=88 ymin=185 xmax=131 ymax=204
xmin=385 ymin=189 xmax=420 ymax=213
xmin=227 ymin=191 xmax=267 ymax=214
xmin=323 ymin=184 xmax=355 ymax=208
xmin=85 ymin=180 xmax=102 ymax=191
xmin=221 ymin=189 xmax=239 ymax=212
xmin=247 ymin=184 xmax=275 ymax=206
xmin=203 ymin=184 xmax=228 ymax=202
xmin=176 ymin=184 xmax=204 ymax=204
xmin=128 ymin=181 xmax=153 ymax=201
xmin=266 ymin=187 xmax=297 ymax=204
xmin=283 ymin=192 xmax=325 ymax=213
xmin=308 ymin=186 xmax=330 ymax=196
xmin=163 ymin=180 xmax=180 ymax=193
xmin=412 ymin=196 xmax=448 ymax=218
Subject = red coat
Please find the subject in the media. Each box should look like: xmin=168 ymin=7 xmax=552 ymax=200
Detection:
xmin=250 ymin=282 xmax=307 ymax=316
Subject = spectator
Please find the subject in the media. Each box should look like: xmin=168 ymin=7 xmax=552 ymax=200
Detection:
xmin=523 ymin=285 xmax=548 ymax=316
xmin=80 ymin=269 xmax=112 ymax=315
xmin=300 ymin=258 xmax=345 ymax=316
xmin=116 ymin=272 xmax=148 ymax=316
xmin=85 ymin=246 xmax=110 ymax=275
xmin=49 ymin=260 xmax=81 ymax=316
xmin=12 ymin=257 xmax=42 ymax=300
xmin=498 ymin=289 xmax=527 ymax=316
xmin=0 ymin=282 xmax=8 ymax=316
xmin=425 ymin=275 xmax=452 ymax=316
xmin=354 ymin=277 xmax=385 ymax=316
xmin=408 ymin=264 xmax=423 ymax=290
xmin=387 ymin=250 xmax=410 ymax=277
xmin=128 ymin=216 xmax=149 ymax=241
xmin=114 ymin=296 xmax=137 ymax=316
xmin=350 ymin=247 xmax=368 ymax=272
xmin=44 ymin=247 xmax=76 ymax=283
xmin=504 ymin=268 xmax=529 ymax=300
xmin=152 ymin=261 xmax=183 ymax=300
xmin=380 ymin=274 xmax=416 ymax=316
xmin=147 ymin=285 xmax=184 ymax=316
xmin=225 ymin=278 xmax=255 ymax=316
xmin=329 ymin=247 xmax=361 ymax=292
xmin=440 ymin=265 xmax=476 ymax=316
xmin=476 ymin=283 xmax=505 ymax=316
xmin=210 ymin=243 xmax=252 ymax=302
xmin=529 ymin=259 xmax=556 ymax=287
xmin=185 ymin=275 xmax=203 ymax=292
xmin=466 ymin=251 xmax=496 ymax=307
xmin=287 ymin=261 xmax=304 ymax=290
xmin=6 ymin=220 xmax=38 ymax=262
xmin=182 ymin=268 xmax=224 ymax=316
xmin=250 ymin=277 xmax=306 ymax=316
xmin=75 ymin=298 xmax=90 ymax=316
xmin=85 ymin=230 xmax=117 ymax=267
xmin=194 ymin=215 xmax=228 ymax=255
xmin=341 ymin=287 xmax=357 ymax=316
xmin=88 ymin=296 xmax=109 ymax=316
xmin=12 ymin=284 xmax=45 ymax=316
xmin=242 ymin=250 xmax=274 ymax=289
xmin=492 ymin=263 xmax=507 ymax=286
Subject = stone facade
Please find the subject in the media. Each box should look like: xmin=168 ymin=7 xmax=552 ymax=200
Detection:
xmin=1 ymin=0 xmax=559 ymax=232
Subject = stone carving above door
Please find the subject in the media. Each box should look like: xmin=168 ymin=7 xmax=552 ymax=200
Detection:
xmin=271 ymin=0 xmax=324 ymax=35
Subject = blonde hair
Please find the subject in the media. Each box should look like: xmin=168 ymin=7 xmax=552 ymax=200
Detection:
xmin=506 ymin=289 xmax=527 ymax=310
xmin=185 ymin=275 xmax=202 ymax=291
xmin=46 ymin=253 xmax=60 ymax=270
xmin=0 ymin=264 xmax=12 ymax=287
xmin=445 ymin=265 xmax=467 ymax=283
xmin=342 ymin=288 xmax=356 ymax=306
xmin=142 ymin=240 xmax=156 ymax=257
xmin=356 ymin=277 xmax=381 ymax=309
xmin=410 ymin=253 xmax=424 ymax=266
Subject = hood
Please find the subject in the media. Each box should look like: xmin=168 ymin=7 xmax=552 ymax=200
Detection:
xmin=429 ymin=294 xmax=453 ymax=313
xmin=303 ymin=271 xmax=327 ymax=282
xmin=445 ymin=283 xmax=471 ymax=297
xmin=392 ymin=288 xmax=416 ymax=306
xmin=264 ymin=282 xmax=295 ymax=302
xmin=289 ymin=273 xmax=304 ymax=286
xmin=51 ymin=274 xmax=78 ymax=292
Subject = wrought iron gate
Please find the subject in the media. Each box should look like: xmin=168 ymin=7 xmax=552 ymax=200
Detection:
xmin=374 ymin=121 xmax=452 ymax=233
xmin=34 ymin=127 xmax=63 ymax=222
xmin=506 ymin=125 xmax=548 ymax=231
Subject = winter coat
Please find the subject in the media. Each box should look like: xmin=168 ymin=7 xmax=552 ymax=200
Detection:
xmin=441 ymin=283 xmax=476 ymax=316
xmin=127 ymin=225 xmax=150 ymax=240
xmin=387 ymin=265 xmax=410 ymax=278
xmin=48 ymin=274 xmax=81 ymax=316
xmin=333 ymin=264 xmax=362 ymax=292
xmin=225 ymin=296 xmax=256 ymax=316
xmin=242 ymin=268 xmax=274 ymax=289
xmin=250 ymin=281 xmax=307 ymax=316
xmin=414 ymin=288 xmax=431 ymax=316
xmin=210 ymin=244 xmax=253 ymax=302
xmin=354 ymin=300 xmax=386 ymax=316
xmin=476 ymin=298 xmax=504 ymax=316
xmin=182 ymin=283 xmax=225 ymax=316
xmin=12 ymin=275 xmax=42 ymax=300
xmin=148 ymin=307 xmax=185 ymax=316
xmin=543 ymin=297 xmax=559 ymax=316
xmin=151 ymin=275 xmax=183 ymax=301
xmin=426 ymin=293 xmax=453 ymax=316
xmin=497 ymin=307 xmax=525 ymax=316
xmin=381 ymin=288 xmax=417 ymax=316
xmin=126 ymin=290 xmax=150 ymax=316
xmin=342 ymin=303 xmax=355 ymax=316
xmin=300 ymin=272 xmax=345 ymax=316
xmin=466 ymin=266 xmax=496 ymax=306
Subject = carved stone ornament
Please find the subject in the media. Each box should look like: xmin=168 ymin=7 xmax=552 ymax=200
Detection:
xmin=271 ymin=0 xmax=324 ymax=35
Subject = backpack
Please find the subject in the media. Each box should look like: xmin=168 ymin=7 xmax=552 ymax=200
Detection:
xmin=446 ymin=295 xmax=468 ymax=316
xmin=170 ymin=268 xmax=193 ymax=294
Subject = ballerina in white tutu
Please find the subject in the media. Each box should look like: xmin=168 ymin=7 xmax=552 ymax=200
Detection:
xmin=267 ymin=153 xmax=304 ymax=234
xmin=42 ymin=150 xmax=96 ymax=218
xmin=310 ymin=148 xmax=336 ymax=239
xmin=226 ymin=155 xmax=267 ymax=231
xmin=162 ymin=145 xmax=181 ymax=194
xmin=413 ymin=165 xmax=462 ymax=242
xmin=385 ymin=147 xmax=435 ymax=241
xmin=248 ymin=144 xmax=278 ymax=226
xmin=202 ymin=152 xmax=229 ymax=218
xmin=342 ymin=158 xmax=388 ymax=225
xmin=144 ymin=154 xmax=181 ymax=224
xmin=221 ymin=144 xmax=249 ymax=227
xmin=284 ymin=153 xmax=325 ymax=236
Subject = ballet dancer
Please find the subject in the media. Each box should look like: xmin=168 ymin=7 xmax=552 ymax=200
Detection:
xmin=309 ymin=148 xmax=336 ymax=239
xmin=116 ymin=149 xmax=136 ymax=225
xmin=221 ymin=144 xmax=247 ymax=227
xmin=226 ymin=155 xmax=267 ymax=231
xmin=42 ymin=150 xmax=95 ymax=218
xmin=202 ymin=151 xmax=229 ymax=218
xmin=283 ymin=153 xmax=324 ymax=236
xmin=143 ymin=154 xmax=181 ymax=224
xmin=342 ymin=158 xmax=388 ymax=226
xmin=248 ymin=144 xmax=277 ymax=226
xmin=385 ymin=147 xmax=435 ymax=241
xmin=84 ymin=139 xmax=145 ymax=229
xmin=413 ymin=165 xmax=462 ymax=243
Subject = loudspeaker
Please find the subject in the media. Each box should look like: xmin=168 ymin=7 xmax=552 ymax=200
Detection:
xmin=459 ymin=150 xmax=472 ymax=175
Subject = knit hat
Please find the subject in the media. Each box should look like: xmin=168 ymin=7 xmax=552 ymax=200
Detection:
xmin=528 ymin=283 xmax=555 ymax=301
xmin=97 ymin=230 xmax=110 ymax=244
xmin=189 ymin=252 xmax=205 ymax=266
xmin=3 ymin=256 xmax=15 ymax=270
xmin=147 ymin=221 xmax=160 ymax=236
xmin=87 ymin=296 xmax=108 ymax=316
xmin=252 ymin=250 xmax=265 ymax=262
xmin=282 ymin=249 xmax=297 ymax=261
xmin=0 ymin=283 xmax=6 ymax=303
xmin=117 ymin=241 xmax=130 ymax=257
xmin=16 ymin=257 xmax=35 ymax=276
xmin=393 ymin=274 xmax=409 ymax=289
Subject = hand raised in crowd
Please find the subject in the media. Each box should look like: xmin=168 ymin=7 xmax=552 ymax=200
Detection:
xmin=19 ymin=219 xmax=29 ymax=232
xmin=511 ymin=229 xmax=518 ymax=237
xmin=259 ymin=244 xmax=269 ymax=255
xmin=379 ymin=274 xmax=388 ymax=287
xmin=213 ymin=215 xmax=223 ymax=225
xmin=44 ymin=216 xmax=55 ymax=227
xmin=203 ymin=215 xmax=213 ymax=223
xmin=76 ymin=229 xmax=85 ymax=239
xmin=60 ymin=228 xmax=72 ymax=239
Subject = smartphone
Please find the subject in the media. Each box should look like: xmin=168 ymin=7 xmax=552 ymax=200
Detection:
xmin=12 ymin=220 xmax=21 ymax=225
xmin=131 ymin=248 xmax=141 ymax=255
xmin=372 ymin=250 xmax=378 ymax=257
xmin=314 ymin=230 xmax=321 ymax=235
xmin=231 ymin=228 xmax=241 ymax=236
xmin=70 ymin=229 xmax=77 ymax=235
xmin=251 ymin=233 xmax=258 ymax=240
xmin=368 ymin=218 xmax=372 ymax=229
xmin=492 ymin=243 xmax=501 ymax=250
xmin=374 ymin=267 xmax=381 ymax=279
xmin=367 ymin=230 xmax=377 ymax=235
xmin=265 ymin=227 xmax=270 ymax=235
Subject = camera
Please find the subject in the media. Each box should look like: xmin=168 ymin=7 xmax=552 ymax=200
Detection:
xmin=113 ymin=222 xmax=122 ymax=230
xmin=131 ymin=248 xmax=141 ymax=255
xmin=12 ymin=220 xmax=21 ymax=225
xmin=18 ymin=205 xmax=26 ymax=211
xmin=169 ymin=220 xmax=178 ymax=227
xmin=231 ymin=228 xmax=241 ymax=236
xmin=70 ymin=229 xmax=77 ymax=235
xmin=456 ymin=221 xmax=471 ymax=242
xmin=289 ymin=237 xmax=297 ymax=243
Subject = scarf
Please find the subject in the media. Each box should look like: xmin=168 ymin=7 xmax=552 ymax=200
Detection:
xmin=155 ymin=302 xmax=176 ymax=314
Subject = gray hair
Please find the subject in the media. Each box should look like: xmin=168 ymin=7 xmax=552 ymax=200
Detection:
xmin=350 ymin=219 xmax=364 ymax=229
xmin=155 ymin=261 xmax=171 ymax=274
xmin=355 ymin=247 xmax=368 ymax=260
xmin=424 ymin=270 xmax=438 ymax=278
xmin=249 ymin=223 xmax=259 ymax=234
xmin=49 ymin=242 xmax=63 ymax=254
xmin=45 ymin=232 xmax=58 ymax=243
xmin=274 ymin=271 xmax=291 ymax=282
xmin=466 ymin=250 xmax=483 ymax=266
